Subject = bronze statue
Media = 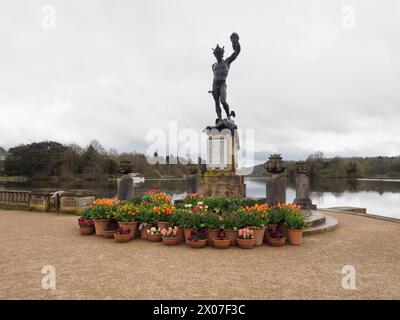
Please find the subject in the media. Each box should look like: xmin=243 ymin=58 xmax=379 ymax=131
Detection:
xmin=209 ymin=33 xmax=241 ymax=122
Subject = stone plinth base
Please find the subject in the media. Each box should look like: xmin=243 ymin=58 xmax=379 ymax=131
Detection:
xmin=197 ymin=173 xmax=245 ymax=197
xmin=294 ymin=198 xmax=317 ymax=210
xmin=59 ymin=190 xmax=96 ymax=214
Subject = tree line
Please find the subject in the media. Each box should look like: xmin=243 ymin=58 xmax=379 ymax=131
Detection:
xmin=251 ymin=151 xmax=400 ymax=178
xmin=1 ymin=143 xmax=400 ymax=180
xmin=0 ymin=140 xmax=188 ymax=180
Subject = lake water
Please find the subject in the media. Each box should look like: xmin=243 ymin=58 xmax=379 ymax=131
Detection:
xmin=1 ymin=177 xmax=399 ymax=220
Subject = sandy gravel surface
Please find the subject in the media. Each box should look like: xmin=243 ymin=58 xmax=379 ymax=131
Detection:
xmin=0 ymin=209 xmax=399 ymax=300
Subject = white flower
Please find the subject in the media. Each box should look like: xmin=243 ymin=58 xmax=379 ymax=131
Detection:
xmin=197 ymin=201 xmax=204 ymax=206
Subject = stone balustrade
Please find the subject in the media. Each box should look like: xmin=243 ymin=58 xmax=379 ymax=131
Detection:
xmin=0 ymin=190 xmax=31 ymax=209
xmin=0 ymin=189 xmax=96 ymax=214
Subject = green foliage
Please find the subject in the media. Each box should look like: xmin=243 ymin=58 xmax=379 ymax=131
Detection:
xmin=85 ymin=204 xmax=115 ymax=220
xmin=284 ymin=212 xmax=306 ymax=229
xmin=221 ymin=211 xmax=244 ymax=230
xmin=240 ymin=210 xmax=270 ymax=228
xmin=268 ymin=209 xmax=285 ymax=225
xmin=203 ymin=212 xmax=223 ymax=229
xmin=178 ymin=211 xmax=205 ymax=229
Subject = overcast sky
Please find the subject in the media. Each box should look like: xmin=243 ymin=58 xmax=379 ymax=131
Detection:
xmin=0 ymin=0 xmax=399 ymax=162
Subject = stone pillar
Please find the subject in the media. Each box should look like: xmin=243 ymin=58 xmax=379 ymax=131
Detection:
xmin=265 ymin=155 xmax=286 ymax=206
xmin=293 ymin=161 xmax=317 ymax=209
xmin=117 ymin=175 xmax=134 ymax=200
xmin=30 ymin=189 xmax=54 ymax=211
xmin=117 ymin=159 xmax=135 ymax=201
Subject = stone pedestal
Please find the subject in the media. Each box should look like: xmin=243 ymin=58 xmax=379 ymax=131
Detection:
xmin=199 ymin=127 xmax=245 ymax=197
xmin=265 ymin=155 xmax=286 ymax=206
xmin=266 ymin=174 xmax=286 ymax=207
xmin=198 ymin=173 xmax=245 ymax=197
xmin=117 ymin=175 xmax=135 ymax=201
xmin=293 ymin=162 xmax=317 ymax=209
xmin=59 ymin=190 xmax=96 ymax=214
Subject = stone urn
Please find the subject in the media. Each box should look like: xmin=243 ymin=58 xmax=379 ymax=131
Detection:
xmin=295 ymin=161 xmax=310 ymax=174
xmin=265 ymin=154 xmax=285 ymax=174
xmin=118 ymin=159 xmax=133 ymax=174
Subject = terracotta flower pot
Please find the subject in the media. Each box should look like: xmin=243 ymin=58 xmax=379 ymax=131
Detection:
xmin=118 ymin=221 xmax=138 ymax=240
xmin=140 ymin=224 xmax=153 ymax=239
xmin=264 ymin=224 xmax=278 ymax=242
xmin=225 ymin=229 xmax=239 ymax=246
xmin=183 ymin=228 xmax=194 ymax=244
xmin=93 ymin=219 xmax=110 ymax=237
xmin=212 ymin=238 xmax=230 ymax=249
xmin=103 ymin=229 xmax=118 ymax=239
xmin=187 ymin=239 xmax=208 ymax=249
xmin=147 ymin=233 xmax=162 ymax=242
xmin=176 ymin=226 xmax=185 ymax=242
xmin=249 ymin=227 xmax=265 ymax=246
xmin=157 ymin=221 xmax=169 ymax=230
xmin=267 ymin=236 xmax=286 ymax=247
xmin=237 ymin=238 xmax=255 ymax=249
xmin=79 ymin=226 xmax=94 ymax=235
xmin=113 ymin=233 xmax=131 ymax=243
xmin=207 ymin=229 xmax=218 ymax=245
xmin=162 ymin=236 xmax=179 ymax=246
xmin=288 ymin=229 xmax=303 ymax=246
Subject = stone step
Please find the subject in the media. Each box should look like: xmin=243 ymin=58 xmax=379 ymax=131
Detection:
xmin=303 ymin=215 xmax=338 ymax=236
xmin=304 ymin=210 xmax=326 ymax=227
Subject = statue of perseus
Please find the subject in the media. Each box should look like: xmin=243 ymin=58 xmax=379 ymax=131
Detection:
xmin=209 ymin=32 xmax=241 ymax=122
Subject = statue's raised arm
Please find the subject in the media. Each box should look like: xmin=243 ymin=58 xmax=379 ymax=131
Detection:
xmin=225 ymin=33 xmax=241 ymax=66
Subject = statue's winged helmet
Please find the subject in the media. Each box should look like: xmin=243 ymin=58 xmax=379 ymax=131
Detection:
xmin=212 ymin=44 xmax=225 ymax=57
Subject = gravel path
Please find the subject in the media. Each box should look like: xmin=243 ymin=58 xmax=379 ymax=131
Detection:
xmin=0 ymin=209 xmax=399 ymax=300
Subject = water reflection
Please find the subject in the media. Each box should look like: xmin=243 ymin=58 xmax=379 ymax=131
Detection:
xmin=1 ymin=177 xmax=399 ymax=219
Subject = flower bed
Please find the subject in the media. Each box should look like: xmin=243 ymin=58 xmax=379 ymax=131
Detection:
xmin=78 ymin=190 xmax=306 ymax=248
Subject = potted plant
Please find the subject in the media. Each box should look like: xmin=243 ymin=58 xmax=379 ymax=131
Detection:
xmin=90 ymin=198 xmax=119 ymax=236
xmin=241 ymin=204 xmax=269 ymax=246
xmin=237 ymin=228 xmax=255 ymax=249
xmin=204 ymin=212 xmax=222 ymax=245
xmin=180 ymin=204 xmax=206 ymax=243
xmin=147 ymin=226 xmax=162 ymax=242
xmin=284 ymin=211 xmax=306 ymax=245
xmin=168 ymin=208 xmax=185 ymax=242
xmin=265 ymin=207 xmax=284 ymax=242
xmin=212 ymin=229 xmax=230 ymax=249
xmin=115 ymin=202 xmax=139 ymax=239
xmin=153 ymin=203 xmax=175 ymax=230
xmin=187 ymin=228 xmax=208 ymax=249
xmin=102 ymin=219 xmax=120 ymax=238
xmin=77 ymin=211 xmax=94 ymax=235
xmin=161 ymin=226 xmax=180 ymax=246
xmin=222 ymin=211 xmax=243 ymax=246
xmin=266 ymin=226 xmax=286 ymax=247
xmin=138 ymin=206 xmax=156 ymax=239
xmin=113 ymin=225 xmax=132 ymax=243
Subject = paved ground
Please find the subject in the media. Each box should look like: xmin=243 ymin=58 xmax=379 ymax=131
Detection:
xmin=0 ymin=209 xmax=399 ymax=300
